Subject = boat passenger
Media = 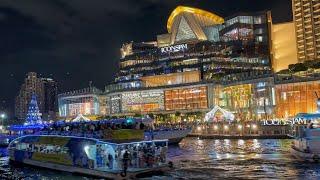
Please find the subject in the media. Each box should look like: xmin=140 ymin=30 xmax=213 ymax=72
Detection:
xmin=122 ymin=151 xmax=130 ymax=174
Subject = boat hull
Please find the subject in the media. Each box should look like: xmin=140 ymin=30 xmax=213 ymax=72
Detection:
xmin=9 ymin=153 xmax=169 ymax=179
xmin=8 ymin=135 xmax=171 ymax=179
xmin=290 ymin=146 xmax=320 ymax=163
xmin=149 ymin=129 xmax=191 ymax=144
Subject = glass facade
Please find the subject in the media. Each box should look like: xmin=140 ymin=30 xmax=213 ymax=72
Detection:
xmin=113 ymin=11 xmax=271 ymax=92
xmin=165 ymin=86 xmax=208 ymax=111
xmin=141 ymin=71 xmax=200 ymax=87
xmin=121 ymin=90 xmax=164 ymax=113
xmin=58 ymin=95 xmax=100 ymax=117
xmin=214 ymin=78 xmax=275 ymax=121
xmin=275 ymin=81 xmax=320 ymax=118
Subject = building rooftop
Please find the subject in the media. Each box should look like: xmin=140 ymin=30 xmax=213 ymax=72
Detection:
xmin=167 ymin=6 xmax=224 ymax=33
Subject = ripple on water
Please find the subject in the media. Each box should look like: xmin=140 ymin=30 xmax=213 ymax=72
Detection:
xmin=1 ymin=138 xmax=320 ymax=179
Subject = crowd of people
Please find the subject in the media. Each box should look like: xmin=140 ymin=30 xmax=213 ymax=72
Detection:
xmin=40 ymin=120 xmax=150 ymax=139
xmin=96 ymin=142 xmax=167 ymax=171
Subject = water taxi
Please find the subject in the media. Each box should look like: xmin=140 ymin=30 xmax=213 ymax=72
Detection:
xmin=8 ymin=135 xmax=170 ymax=179
xmin=291 ymin=124 xmax=320 ymax=162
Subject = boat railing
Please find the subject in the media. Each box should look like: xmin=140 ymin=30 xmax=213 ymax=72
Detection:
xmin=39 ymin=131 xmax=103 ymax=139
xmin=95 ymin=140 xmax=169 ymax=172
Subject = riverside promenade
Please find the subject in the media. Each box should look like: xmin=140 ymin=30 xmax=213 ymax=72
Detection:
xmin=188 ymin=123 xmax=291 ymax=139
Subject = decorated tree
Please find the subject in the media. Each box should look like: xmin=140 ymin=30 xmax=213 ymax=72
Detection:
xmin=25 ymin=94 xmax=43 ymax=125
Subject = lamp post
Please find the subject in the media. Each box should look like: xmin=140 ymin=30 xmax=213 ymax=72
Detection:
xmin=0 ymin=113 xmax=6 ymax=126
xmin=0 ymin=113 xmax=5 ymax=133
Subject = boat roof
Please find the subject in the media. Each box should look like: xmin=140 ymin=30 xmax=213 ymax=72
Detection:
xmin=8 ymin=124 xmax=45 ymax=131
xmin=295 ymin=113 xmax=320 ymax=119
xmin=10 ymin=134 xmax=168 ymax=146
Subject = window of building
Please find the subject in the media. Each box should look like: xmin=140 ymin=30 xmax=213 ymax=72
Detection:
xmin=254 ymin=16 xmax=262 ymax=24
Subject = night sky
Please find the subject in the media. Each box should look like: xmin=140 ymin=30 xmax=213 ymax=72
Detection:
xmin=0 ymin=0 xmax=292 ymax=117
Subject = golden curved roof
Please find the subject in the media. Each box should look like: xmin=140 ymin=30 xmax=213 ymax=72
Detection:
xmin=167 ymin=6 xmax=224 ymax=33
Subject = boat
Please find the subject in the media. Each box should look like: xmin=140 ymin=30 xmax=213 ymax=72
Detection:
xmin=0 ymin=136 xmax=10 ymax=147
xmin=8 ymin=135 xmax=171 ymax=179
xmin=290 ymin=124 xmax=320 ymax=162
xmin=145 ymin=128 xmax=192 ymax=144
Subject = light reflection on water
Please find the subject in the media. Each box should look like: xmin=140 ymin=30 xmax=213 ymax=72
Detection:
xmin=1 ymin=138 xmax=320 ymax=179
xmin=167 ymin=138 xmax=320 ymax=179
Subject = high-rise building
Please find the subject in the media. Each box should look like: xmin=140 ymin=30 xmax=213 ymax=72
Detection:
xmin=107 ymin=6 xmax=272 ymax=93
xmin=42 ymin=78 xmax=58 ymax=120
xmin=15 ymin=72 xmax=58 ymax=122
xmin=15 ymin=72 xmax=44 ymax=122
xmin=292 ymin=0 xmax=320 ymax=62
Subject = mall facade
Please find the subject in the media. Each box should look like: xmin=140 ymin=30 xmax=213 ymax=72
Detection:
xmin=58 ymin=6 xmax=320 ymax=121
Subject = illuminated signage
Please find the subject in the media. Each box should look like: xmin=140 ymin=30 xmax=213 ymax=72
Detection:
xmin=160 ymin=44 xmax=188 ymax=53
xmin=257 ymin=82 xmax=266 ymax=88
xmin=261 ymin=118 xmax=308 ymax=126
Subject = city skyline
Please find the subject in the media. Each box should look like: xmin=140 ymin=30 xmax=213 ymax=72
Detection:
xmin=0 ymin=0 xmax=292 ymax=117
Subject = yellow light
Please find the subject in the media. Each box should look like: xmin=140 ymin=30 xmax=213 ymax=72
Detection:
xmin=238 ymin=125 xmax=242 ymax=129
xmin=214 ymin=125 xmax=218 ymax=130
xmin=224 ymin=125 xmax=229 ymax=130
xmin=197 ymin=126 xmax=202 ymax=131
xmin=246 ymin=124 xmax=251 ymax=128
xmin=167 ymin=6 xmax=224 ymax=33
xmin=252 ymin=124 xmax=257 ymax=129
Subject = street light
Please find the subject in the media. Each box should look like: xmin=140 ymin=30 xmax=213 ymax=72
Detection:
xmin=0 ymin=113 xmax=6 ymax=126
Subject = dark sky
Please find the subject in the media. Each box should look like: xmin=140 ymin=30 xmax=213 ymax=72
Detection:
xmin=0 ymin=0 xmax=292 ymax=117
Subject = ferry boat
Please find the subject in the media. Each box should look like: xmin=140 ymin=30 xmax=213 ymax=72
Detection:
xmin=8 ymin=135 xmax=171 ymax=179
xmin=290 ymin=125 xmax=320 ymax=162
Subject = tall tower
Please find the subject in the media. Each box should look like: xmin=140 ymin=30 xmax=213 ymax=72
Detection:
xmin=25 ymin=94 xmax=42 ymax=125
xmin=292 ymin=0 xmax=320 ymax=62
xmin=41 ymin=78 xmax=58 ymax=120
xmin=15 ymin=72 xmax=44 ymax=122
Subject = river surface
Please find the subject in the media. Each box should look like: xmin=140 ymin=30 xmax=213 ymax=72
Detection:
xmin=1 ymin=138 xmax=320 ymax=179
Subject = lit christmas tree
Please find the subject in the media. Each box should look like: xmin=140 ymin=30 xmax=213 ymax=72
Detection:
xmin=25 ymin=93 xmax=43 ymax=125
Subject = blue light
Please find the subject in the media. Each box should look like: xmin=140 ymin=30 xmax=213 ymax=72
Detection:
xmin=126 ymin=118 xmax=133 ymax=124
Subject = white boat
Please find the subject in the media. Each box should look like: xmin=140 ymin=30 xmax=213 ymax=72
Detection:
xmin=145 ymin=128 xmax=191 ymax=144
xmin=291 ymin=125 xmax=320 ymax=162
xmin=8 ymin=135 xmax=171 ymax=179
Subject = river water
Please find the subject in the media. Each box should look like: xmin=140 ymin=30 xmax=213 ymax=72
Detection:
xmin=1 ymin=138 xmax=320 ymax=179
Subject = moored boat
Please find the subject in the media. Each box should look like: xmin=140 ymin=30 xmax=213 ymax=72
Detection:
xmin=291 ymin=124 xmax=320 ymax=162
xmin=145 ymin=128 xmax=191 ymax=144
xmin=8 ymin=135 xmax=171 ymax=179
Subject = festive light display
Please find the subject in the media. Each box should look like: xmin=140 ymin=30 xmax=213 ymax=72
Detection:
xmin=25 ymin=94 xmax=43 ymax=125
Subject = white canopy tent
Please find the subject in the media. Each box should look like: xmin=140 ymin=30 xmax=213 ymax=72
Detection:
xmin=204 ymin=105 xmax=235 ymax=122
xmin=72 ymin=114 xmax=90 ymax=122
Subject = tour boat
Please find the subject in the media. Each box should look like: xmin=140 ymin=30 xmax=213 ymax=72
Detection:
xmin=290 ymin=125 xmax=320 ymax=162
xmin=8 ymin=135 xmax=171 ymax=179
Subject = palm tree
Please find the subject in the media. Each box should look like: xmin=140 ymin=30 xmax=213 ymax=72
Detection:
xmin=175 ymin=111 xmax=181 ymax=122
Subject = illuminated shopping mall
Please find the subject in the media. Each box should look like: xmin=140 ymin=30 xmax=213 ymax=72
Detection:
xmin=58 ymin=6 xmax=320 ymax=122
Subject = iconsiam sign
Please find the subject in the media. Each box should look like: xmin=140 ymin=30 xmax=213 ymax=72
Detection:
xmin=261 ymin=118 xmax=309 ymax=126
xmin=160 ymin=44 xmax=188 ymax=53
